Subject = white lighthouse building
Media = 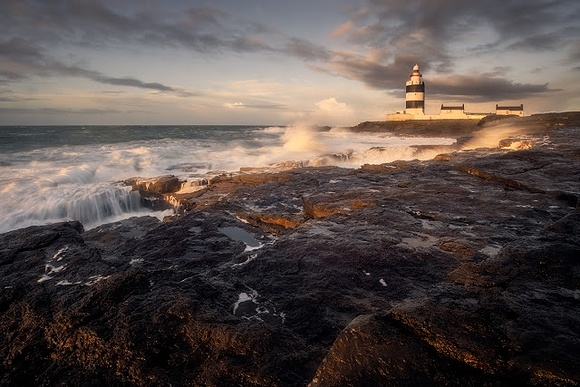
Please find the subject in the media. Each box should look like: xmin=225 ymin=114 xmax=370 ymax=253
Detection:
xmin=405 ymin=64 xmax=425 ymax=115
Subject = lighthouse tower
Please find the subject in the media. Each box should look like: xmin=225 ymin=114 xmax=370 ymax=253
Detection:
xmin=405 ymin=64 xmax=425 ymax=115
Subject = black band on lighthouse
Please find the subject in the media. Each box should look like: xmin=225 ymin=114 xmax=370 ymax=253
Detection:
xmin=406 ymin=84 xmax=425 ymax=93
xmin=406 ymin=101 xmax=425 ymax=109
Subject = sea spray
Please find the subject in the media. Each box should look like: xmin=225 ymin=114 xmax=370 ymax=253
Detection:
xmin=462 ymin=122 xmax=530 ymax=150
xmin=246 ymin=124 xmax=456 ymax=169
xmin=282 ymin=125 xmax=326 ymax=152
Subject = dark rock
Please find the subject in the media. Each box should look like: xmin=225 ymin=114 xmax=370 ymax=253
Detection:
xmin=310 ymin=313 xmax=499 ymax=386
xmin=434 ymin=153 xmax=452 ymax=161
xmin=478 ymin=113 xmax=522 ymax=127
xmin=236 ymin=211 xmax=304 ymax=234
xmin=1 ymin=112 xmax=579 ymax=385
xmin=498 ymin=137 xmax=535 ymax=149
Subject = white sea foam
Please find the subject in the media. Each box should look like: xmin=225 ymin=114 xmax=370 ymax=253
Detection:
xmin=231 ymin=254 xmax=257 ymax=268
xmin=52 ymin=246 xmax=69 ymax=261
xmin=84 ymin=275 xmax=109 ymax=286
xmin=56 ymin=280 xmax=81 ymax=286
xmin=45 ymin=263 xmax=65 ymax=274
xmin=37 ymin=274 xmax=52 ymax=283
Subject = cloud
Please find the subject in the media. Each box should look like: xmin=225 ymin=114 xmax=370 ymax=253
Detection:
xmin=0 ymin=36 xmax=195 ymax=96
xmin=336 ymin=0 xmax=580 ymax=54
xmin=0 ymin=37 xmax=44 ymax=61
xmin=0 ymin=38 xmax=45 ymax=81
xmin=317 ymin=51 xmax=553 ymax=101
xmin=291 ymin=97 xmax=355 ymax=126
xmin=0 ymin=107 xmax=121 ymax=115
xmin=318 ymin=52 xmax=423 ymax=90
xmin=566 ymin=41 xmax=580 ymax=70
xmin=224 ymin=101 xmax=286 ymax=110
xmin=0 ymin=2 xmax=267 ymax=96
xmin=427 ymin=75 xmax=554 ymax=101
xmin=331 ymin=21 xmax=355 ymax=39
xmin=482 ymin=67 xmax=512 ymax=77
xmin=2 ymin=0 xmax=578 ymax=112
xmin=224 ymin=102 xmax=245 ymax=109
xmin=0 ymin=89 xmax=35 ymax=102
xmin=1 ymin=1 xmax=272 ymax=54
xmin=283 ymin=38 xmax=331 ymax=61
xmin=91 ymin=75 xmax=174 ymax=92
xmin=315 ymin=97 xmax=352 ymax=114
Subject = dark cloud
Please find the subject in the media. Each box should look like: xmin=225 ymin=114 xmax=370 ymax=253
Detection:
xmin=283 ymin=38 xmax=332 ymax=61
xmin=244 ymin=103 xmax=287 ymax=110
xmin=566 ymin=42 xmax=580 ymax=71
xmin=92 ymin=76 xmax=174 ymax=92
xmin=427 ymin=76 xmax=554 ymax=101
xmin=506 ymin=28 xmax=579 ymax=52
xmin=83 ymin=71 xmax=197 ymax=96
xmin=0 ymin=107 xmax=121 ymax=115
xmin=0 ymin=38 xmax=43 ymax=80
xmin=0 ymin=70 xmax=26 ymax=82
xmin=0 ymin=89 xmax=35 ymax=102
xmin=0 ymin=0 xmax=271 ymax=53
xmin=0 ymin=0 xmax=272 ymax=93
xmin=320 ymin=53 xmax=420 ymax=90
xmin=0 ymin=97 xmax=18 ymax=102
xmin=482 ymin=67 xmax=512 ymax=77
xmin=0 ymin=36 xmax=195 ymax=96
xmin=345 ymin=0 xmax=580 ymax=55
xmin=318 ymin=51 xmax=553 ymax=101
xmin=0 ymin=37 xmax=44 ymax=60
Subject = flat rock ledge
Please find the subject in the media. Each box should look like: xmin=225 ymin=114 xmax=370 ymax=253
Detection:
xmin=1 ymin=113 xmax=579 ymax=386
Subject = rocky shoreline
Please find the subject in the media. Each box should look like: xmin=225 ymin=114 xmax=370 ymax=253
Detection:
xmin=1 ymin=112 xmax=579 ymax=385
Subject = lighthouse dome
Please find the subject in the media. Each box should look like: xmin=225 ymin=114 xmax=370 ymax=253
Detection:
xmin=413 ymin=64 xmax=420 ymax=71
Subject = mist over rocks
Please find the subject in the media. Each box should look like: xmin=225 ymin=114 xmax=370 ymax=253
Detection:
xmin=1 ymin=112 xmax=580 ymax=385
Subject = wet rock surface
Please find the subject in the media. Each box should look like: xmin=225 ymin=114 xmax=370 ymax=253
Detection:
xmin=1 ymin=113 xmax=579 ymax=386
xmin=125 ymin=175 xmax=183 ymax=210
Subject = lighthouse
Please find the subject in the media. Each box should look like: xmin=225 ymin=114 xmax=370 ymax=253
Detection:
xmin=405 ymin=64 xmax=425 ymax=115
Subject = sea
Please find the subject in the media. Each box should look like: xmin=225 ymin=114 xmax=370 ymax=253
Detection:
xmin=0 ymin=125 xmax=455 ymax=234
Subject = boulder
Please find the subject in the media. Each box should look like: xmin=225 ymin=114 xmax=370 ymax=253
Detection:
xmin=125 ymin=175 xmax=183 ymax=194
xmin=124 ymin=175 xmax=183 ymax=210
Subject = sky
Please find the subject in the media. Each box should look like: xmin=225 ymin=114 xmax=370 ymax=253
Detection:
xmin=1 ymin=0 xmax=579 ymax=126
